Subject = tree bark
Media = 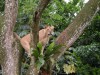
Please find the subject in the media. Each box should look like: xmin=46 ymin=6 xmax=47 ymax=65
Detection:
xmin=52 ymin=0 xmax=100 ymax=66
xmin=0 ymin=0 xmax=22 ymax=75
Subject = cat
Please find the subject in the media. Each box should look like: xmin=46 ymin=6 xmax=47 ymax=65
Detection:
xmin=14 ymin=26 xmax=54 ymax=56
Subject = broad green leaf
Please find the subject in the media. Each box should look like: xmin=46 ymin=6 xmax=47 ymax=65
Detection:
xmin=36 ymin=60 xmax=42 ymax=70
xmin=45 ymin=42 xmax=55 ymax=55
xmin=47 ymin=45 xmax=62 ymax=57
xmin=38 ymin=57 xmax=45 ymax=66
xmin=36 ymin=57 xmax=45 ymax=70
xmin=51 ymin=44 xmax=62 ymax=53
xmin=47 ymin=42 xmax=55 ymax=51
xmin=45 ymin=43 xmax=62 ymax=60
xmin=32 ymin=49 xmax=39 ymax=59
xmin=37 ymin=42 xmax=42 ymax=51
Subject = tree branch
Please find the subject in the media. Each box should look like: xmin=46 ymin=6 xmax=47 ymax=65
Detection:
xmin=27 ymin=0 xmax=51 ymax=75
xmin=52 ymin=0 xmax=100 ymax=65
xmin=32 ymin=0 xmax=51 ymax=48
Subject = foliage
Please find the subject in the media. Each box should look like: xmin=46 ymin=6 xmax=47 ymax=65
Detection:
xmin=42 ymin=0 xmax=84 ymax=32
xmin=53 ymin=13 xmax=100 ymax=74
xmin=63 ymin=11 xmax=100 ymax=75
xmin=18 ymin=0 xmax=38 ymax=15
xmin=14 ymin=0 xmax=39 ymax=36
xmin=32 ymin=42 xmax=62 ymax=70
xmin=68 ymin=12 xmax=100 ymax=75
xmin=74 ymin=12 xmax=100 ymax=46
xmin=73 ymin=43 xmax=100 ymax=75
xmin=14 ymin=0 xmax=84 ymax=35
xmin=63 ymin=64 xmax=75 ymax=74
xmin=53 ymin=50 xmax=76 ymax=75
xmin=53 ymin=43 xmax=100 ymax=75
xmin=0 ymin=0 xmax=4 ymax=12
xmin=44 ymin=42 xmax=62 ymax=60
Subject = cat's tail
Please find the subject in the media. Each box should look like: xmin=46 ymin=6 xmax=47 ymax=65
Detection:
xmin=13 ymin=32 xmax=21 ymax=40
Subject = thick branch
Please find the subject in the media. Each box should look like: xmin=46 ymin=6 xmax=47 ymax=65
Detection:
xmin=32 ymin=0 xmax=51 ymax=48
xmin=27 ymin=0 xmax=51 ymax=75
xmin=53 ymin=0 xmax=100 ymax=63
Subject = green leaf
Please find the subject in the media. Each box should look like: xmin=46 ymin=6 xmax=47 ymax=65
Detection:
xmin=48 ymin=42 xmax=55 ymax=50
xmin=45 ymin=42 xmax=55 ymax=54
xmin=51 ymin=44 xmax=62 ymax=53
xmin=38 ymin=57 xmax=45 ymax=66
xmin=52 ymin=14 xmax=63 ymax=20
xmin=32 ymin=49 xmax=39 ymax=59
xmin=47 ymin=44 xmax=62 ymax=57
xmin=36 ymin=57 xmax=45 ymax=70
xmin=36 ymin=60 xmax=42 ymax=70
xmin=37 ymin=42 xmax=42 ymax=51
xmin=45 ymin=43 xmax=62 ymax=60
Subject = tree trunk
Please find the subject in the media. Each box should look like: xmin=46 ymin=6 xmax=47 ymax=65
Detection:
xmin=0 ymin=0 xmax=22 ymax=75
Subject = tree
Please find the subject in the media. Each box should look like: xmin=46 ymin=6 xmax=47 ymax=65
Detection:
xmin=0 ymin=0 xmax=22 ymax=75
xmin=0 ymin=0 xmax=100 ymax=75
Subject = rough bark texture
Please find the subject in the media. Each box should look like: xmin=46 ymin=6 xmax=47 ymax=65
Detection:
xmin=52 ymin=0 xmax=100 ymax=66
xmin=0 ymin=0 xmax=22 ymax=75
xmin=27 ymin=0 xmax=51 ymax=75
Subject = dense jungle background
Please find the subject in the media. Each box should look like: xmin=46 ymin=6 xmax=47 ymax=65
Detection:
xmin=0 ymin=0 xmax=100 ymax=75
